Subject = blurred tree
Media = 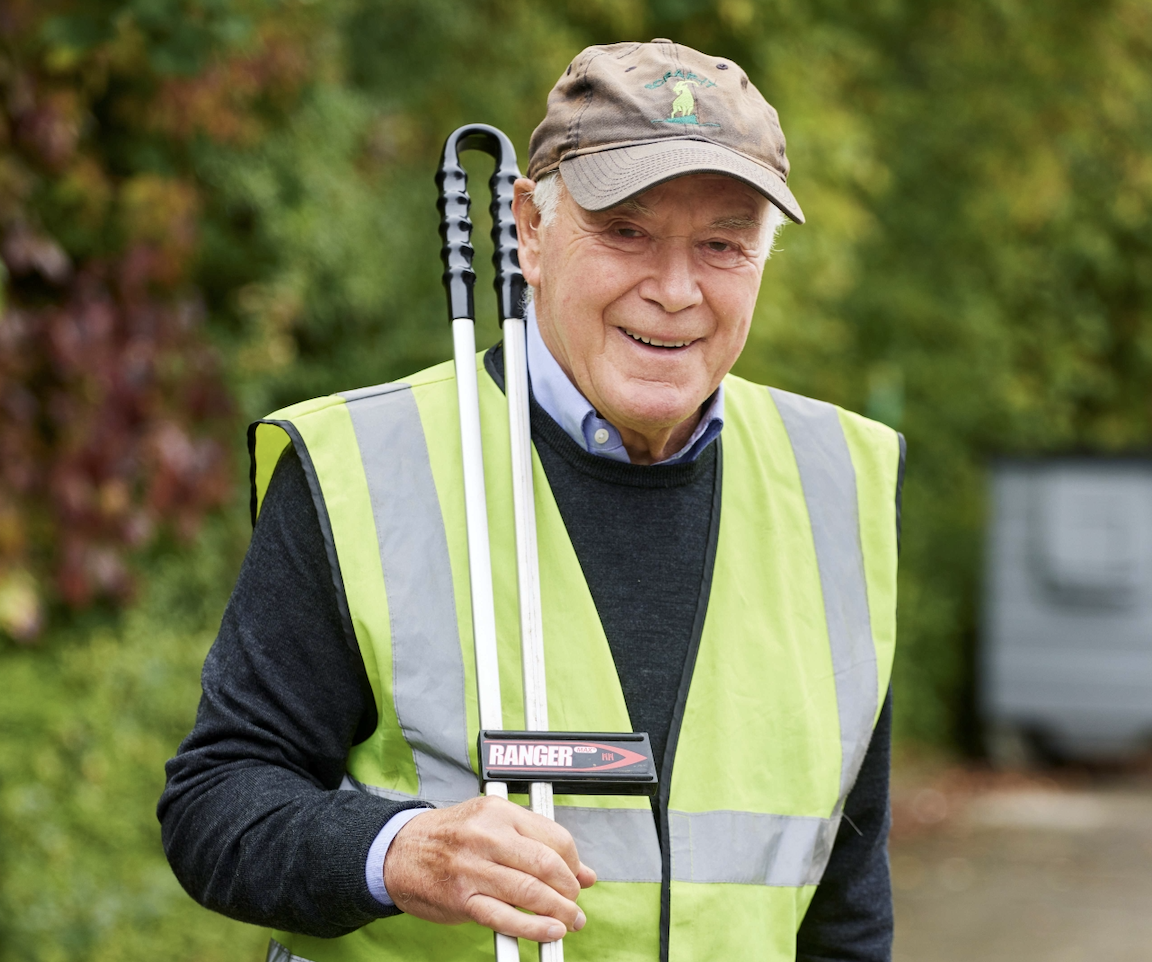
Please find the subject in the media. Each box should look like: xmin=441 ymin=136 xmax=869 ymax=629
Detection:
xmin=5 ymin=0 xmax=1151 ymax=733
xmin=0 ymin=0 xmax=326 ymax=639
xmin=753 ymin=0 xmax=1152 ymax=745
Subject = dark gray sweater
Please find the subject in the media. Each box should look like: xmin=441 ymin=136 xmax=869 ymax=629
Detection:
xmin=159 ymin=356 xmax=898 ymax=959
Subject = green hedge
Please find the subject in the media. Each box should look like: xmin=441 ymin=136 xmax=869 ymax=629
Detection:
xmin=0 ymin=515 xmax=267 ymax=958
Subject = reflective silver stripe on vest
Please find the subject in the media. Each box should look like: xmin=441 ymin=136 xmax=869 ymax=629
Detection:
xmin=342 ymin=778 xmax=839 ymax=888
xmin=670 ymin=809 xmax=840 ymax=886
xmin=343 ymin=384 xmax=476 ymax=804
xmin=555 ymin=806 xmax=663 ymax=883
xmin=267 ymin=939 xmax=317 ymax=962
xmin=769 ymin=388 xmax=878 ymax=806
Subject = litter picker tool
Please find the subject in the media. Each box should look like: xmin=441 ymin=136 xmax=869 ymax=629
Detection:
xmin=437 ymin=124 xmax=657 ymax=962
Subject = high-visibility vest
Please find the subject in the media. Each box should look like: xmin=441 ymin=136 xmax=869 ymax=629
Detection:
xmin=251 ymin=351 xmax=900 ymax=962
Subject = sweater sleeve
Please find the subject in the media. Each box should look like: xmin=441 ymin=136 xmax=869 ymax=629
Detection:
xmin=157 ymin=444 xmax=427 ymax=937
xmin=795 ymin=687 xmax=894 ymax=962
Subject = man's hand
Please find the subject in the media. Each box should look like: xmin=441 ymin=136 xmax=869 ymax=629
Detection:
xmin=383 ymin=795 xmax=597 ymax=942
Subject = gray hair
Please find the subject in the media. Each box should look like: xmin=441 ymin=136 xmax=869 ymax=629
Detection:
xmin=527 ymin=171 xmax=788 ymax=255
xmin=528 ymin=171 xmax=565 ymax=228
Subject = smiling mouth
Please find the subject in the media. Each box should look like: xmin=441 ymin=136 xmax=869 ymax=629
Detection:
xmin=622 ymin=328 xmax=693 ymax=349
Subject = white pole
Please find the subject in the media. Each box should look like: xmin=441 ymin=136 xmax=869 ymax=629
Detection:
xmin=452 ymin=317 xmax=521 ymax=962
xmin=503 ymin=317 xmax=563 ymax=962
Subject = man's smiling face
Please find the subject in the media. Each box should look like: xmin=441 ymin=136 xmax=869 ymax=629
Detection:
xmin=515 ymin=173 xmax=772 ymax=462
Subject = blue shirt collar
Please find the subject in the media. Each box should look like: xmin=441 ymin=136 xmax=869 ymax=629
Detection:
xmin=525 ymin=301 xmax=724 ymax=466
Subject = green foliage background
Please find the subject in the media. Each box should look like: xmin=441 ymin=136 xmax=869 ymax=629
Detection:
xmin=2 ymin=0 xmax=1152 ymax=956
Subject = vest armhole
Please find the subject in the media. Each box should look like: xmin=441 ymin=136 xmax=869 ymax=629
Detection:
xmin=247 ymin=419 xmax=364 ymax=715
xmin=246 ymin=420 xmax=265 ymax=529
xmin=896 ymin=432 xmax=906 ymax=556
xmin=484 ymin=342 xmax=506 ymax=394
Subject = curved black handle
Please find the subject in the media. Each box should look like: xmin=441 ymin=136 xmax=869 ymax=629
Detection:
xmin=436 ymin=124 xmax=526 ymax=324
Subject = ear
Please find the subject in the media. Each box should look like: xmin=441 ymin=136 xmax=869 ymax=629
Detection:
xmin=512 ymin=177 xmax=543 ymax=289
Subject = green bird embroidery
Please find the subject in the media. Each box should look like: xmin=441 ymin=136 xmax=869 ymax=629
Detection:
xmin=670 ymin=79 xmax=699 ymax=119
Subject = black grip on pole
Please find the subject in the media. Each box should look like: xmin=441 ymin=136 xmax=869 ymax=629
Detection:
xmin=436 ymin=124 xmax=526 ymax=324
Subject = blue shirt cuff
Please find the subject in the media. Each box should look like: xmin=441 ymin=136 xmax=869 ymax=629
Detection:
xmin=366 ymin=807 xmax=431 ymax=907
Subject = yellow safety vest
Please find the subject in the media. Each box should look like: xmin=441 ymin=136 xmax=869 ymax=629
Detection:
xmin=249 ymin=351 xmax=900 ymax=962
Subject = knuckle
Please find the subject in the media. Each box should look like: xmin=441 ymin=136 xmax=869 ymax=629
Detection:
xmin=541 ymin=820 xmax=577 ymax=854
xmin=558 ymin=834 xmax=579 ymax=862
xmin=535 ymin=848 xmax=570 ymax=883
xmin=555 ymin=875 xmax=580 ymax=902
xmin=514 ymin=877 xmax=572 ymax=922
xmin=476 ymin=794 xmax=505 ymax=814
xmin=471 ymin=795 xmax=512 ymax=829
xmin=524 ymin=880 xmax=565 ymax=918
xmin=557 ymin=830 xmax=580 ymax=858
xmin=465 ymin=894 xmax=495 ymax=926
xmin=509 ymin=873 xmax=540 ymax=906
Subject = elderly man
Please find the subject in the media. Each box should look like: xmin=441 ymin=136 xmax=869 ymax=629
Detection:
xmin=160 ymin=40 xmax=902 ymax=962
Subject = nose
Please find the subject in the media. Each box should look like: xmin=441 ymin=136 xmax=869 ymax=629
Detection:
xmin=637 ymin=239 xmax=703 ymax=314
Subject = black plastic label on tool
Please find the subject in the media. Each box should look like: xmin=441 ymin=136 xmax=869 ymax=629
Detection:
xmin=479 ymin=731 xmax=658 ymax=796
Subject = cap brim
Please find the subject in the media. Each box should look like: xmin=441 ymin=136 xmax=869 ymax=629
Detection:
xmin=558 ymin=139 xmax=804 ymax=225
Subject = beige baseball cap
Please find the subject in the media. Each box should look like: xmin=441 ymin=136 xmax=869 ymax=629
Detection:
xmin=527 ymin=39 xmax=804 ymax=224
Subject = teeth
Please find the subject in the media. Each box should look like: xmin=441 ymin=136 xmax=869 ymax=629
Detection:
xmin=624 ymin=328 xmax=690 ymax=349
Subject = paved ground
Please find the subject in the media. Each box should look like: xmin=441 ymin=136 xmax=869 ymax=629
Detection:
xmin=889 ymin=761 xmax=1152 ymax=962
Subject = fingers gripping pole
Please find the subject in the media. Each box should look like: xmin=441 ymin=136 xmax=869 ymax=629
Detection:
xmin=439 ymin=125 xmax=561 ymax=962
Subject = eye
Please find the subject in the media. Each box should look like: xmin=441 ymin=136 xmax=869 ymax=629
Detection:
xmin=706 ymin=240 xmax=732 ymax=253
xmin=615 ymin=226 xmax=644 ymax=238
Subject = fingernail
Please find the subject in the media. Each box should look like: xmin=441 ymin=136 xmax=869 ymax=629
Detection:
xmin=574 ymin=910 xmax=587 ymax=931
xmin=547 ymin=924 xmax=565 ymax=941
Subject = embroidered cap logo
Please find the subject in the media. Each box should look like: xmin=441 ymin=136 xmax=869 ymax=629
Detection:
xmin=646 ymin=68 xmax=721 ymax=128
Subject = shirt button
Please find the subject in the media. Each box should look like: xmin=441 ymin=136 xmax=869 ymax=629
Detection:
xmin=593 ymin=428 xmax=610 ymax=445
